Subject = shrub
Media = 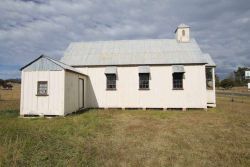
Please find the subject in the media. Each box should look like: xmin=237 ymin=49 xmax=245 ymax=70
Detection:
xmin=220 ymin=79 xmax=234 ymax=89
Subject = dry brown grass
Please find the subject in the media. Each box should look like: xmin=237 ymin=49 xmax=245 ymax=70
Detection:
xmin=81 ymin=96 xmax=250 ymax=166
xmin=0 ymin=83 xmax=20 ymax=111
xmin=217 ymin=86 xmax=250 ymax=94
xmin=0 ymin=83 xmax=20 ymax=100
xmin=0 ymin=85 xmax=250 ymax=166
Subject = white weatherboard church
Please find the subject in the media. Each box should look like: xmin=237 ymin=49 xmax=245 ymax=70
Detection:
xmin=20 ymin=24 xmax=216 ymax=116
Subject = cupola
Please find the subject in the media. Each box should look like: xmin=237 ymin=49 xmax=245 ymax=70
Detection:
xmin=175 ymin=24 xmax=190 ymax=42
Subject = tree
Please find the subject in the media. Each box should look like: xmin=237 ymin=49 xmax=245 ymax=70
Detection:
xmin=215 ymin=74 xmax=220 ymax=87
xmin=0 ymin=79 xmax=6 ymax=87
xmin=220 ymin=79 xmax=234 ymax=89
xmin=234 ymin=67 xmax=248 ymax=86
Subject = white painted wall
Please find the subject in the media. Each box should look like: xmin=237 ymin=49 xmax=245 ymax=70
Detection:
xmin=21 ymin=65 xmax=215 ymax=115
xmin=77 ymin=65 xmax=210 ymax=109
xmin=78 ymin=79 xmax=84 ymax=108
xmin=20 ymin=71 xmax=65 ymax=116
xmin=64 ymin=71 xmax=87 ymax=115
xmin=20 ymin=70 xmax=87 ymax=116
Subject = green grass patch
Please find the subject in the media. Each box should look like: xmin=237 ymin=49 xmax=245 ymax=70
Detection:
xmin=0 ymin=110 xmax=19 ymax=118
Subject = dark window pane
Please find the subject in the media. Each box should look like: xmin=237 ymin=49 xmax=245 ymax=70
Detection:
xmin=173 ymin=73 xmax=183 ymax=89
xmin=106 ymin=74 xmax=116 ymax=90
xmin=139 ymin=73 xmax=149 ymax=89
xmin=206 ymin=68 xmax=213 ymax=90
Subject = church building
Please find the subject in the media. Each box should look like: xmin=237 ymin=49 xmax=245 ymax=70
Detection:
xmin=20 ymin=24 xmax=216 ymax=116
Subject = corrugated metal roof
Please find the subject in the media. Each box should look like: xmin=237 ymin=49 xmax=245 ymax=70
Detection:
xmin=46 ymin=56 xmax=84 ymax=74
xmin=21 ymin=55 xmax=86 ymax=75
xmin=61 ymin=38 xmax=215 ymax=66
xmin=23 ymin=56 xmax=63 ymax=71
xmin=203 ymin=54 xmax=216 ymax=66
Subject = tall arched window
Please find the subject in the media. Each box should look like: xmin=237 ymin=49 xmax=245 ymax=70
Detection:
xmin=182 ymin=30 xmax=185 ymax=36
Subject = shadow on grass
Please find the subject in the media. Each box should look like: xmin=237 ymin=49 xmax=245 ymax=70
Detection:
xmin=68 ymin=108 xmax=94 ymax=116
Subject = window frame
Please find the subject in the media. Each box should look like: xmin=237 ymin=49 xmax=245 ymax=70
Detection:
xmin=139 ymin=73 xmax=150 ymax=90
xmin=206 ymin=67 xmax=214 ymax=90
xmin=173 ymin=73 xmax=184 ymax=90
xmin=37 ymin=81 xmax=48 ymax=96
xmin=106 ymin=74 xmax=117 ymax=90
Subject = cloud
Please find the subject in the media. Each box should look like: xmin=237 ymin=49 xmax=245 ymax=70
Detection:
xmin=0 ymin=64 xmax=20 ymax=79
xmin=0 ymin=0 xmax=249 ymax=79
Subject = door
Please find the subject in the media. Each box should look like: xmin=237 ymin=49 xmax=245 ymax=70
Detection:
xmin=79 ymin=79 xmax=84 ymax=108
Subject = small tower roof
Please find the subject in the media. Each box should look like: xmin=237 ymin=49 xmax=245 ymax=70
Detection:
xmin=175 ymin=23 xmax=190 ymax=33
xmin=178 ymin=23 xmax=190 ymax=28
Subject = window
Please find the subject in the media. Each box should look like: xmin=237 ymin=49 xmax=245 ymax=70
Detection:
xmin=37 ymin=81 xmax=48 ymax=95
xmin=106 ymin=74 xmax=116 ymax=90
xmin=173 ymin=73 xmax=183 ymax=89
xmin=182 ymin=30 xmax=185 ymax=36
xmin=139 ymin=73 xmax=149 ymax=90
xmin=206 ymin=68 xmax=213 ymax=90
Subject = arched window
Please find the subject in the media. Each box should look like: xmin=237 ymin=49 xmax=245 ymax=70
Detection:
xmin=182 ymin=30 xmax=185 ymax=36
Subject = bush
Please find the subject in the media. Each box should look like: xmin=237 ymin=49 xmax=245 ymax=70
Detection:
xmin=220 ymin=79 xmax=234 ymax=89
xmin=0 ymin=79 xmax=5 ymax=86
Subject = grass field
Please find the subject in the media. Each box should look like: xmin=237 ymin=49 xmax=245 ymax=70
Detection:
xmin=217 ymin=86 xmax=250 ymax=94
xmin=0 ymin=83 xmax=20 ymax=111
xmin=0 ymin=84 xmax=250 ymax=166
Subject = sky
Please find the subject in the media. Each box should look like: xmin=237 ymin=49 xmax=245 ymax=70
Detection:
xmin=0 ymin=0 xmax=250 ymax=79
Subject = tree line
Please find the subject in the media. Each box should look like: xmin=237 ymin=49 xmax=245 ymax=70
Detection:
xmin=0 ymin=79 xmax=21 ymax=89
xmin=216 ymin=67 xmax=249 ymax=89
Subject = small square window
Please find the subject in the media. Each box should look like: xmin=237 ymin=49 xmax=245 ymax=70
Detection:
xmin=37 ymin=81 xmax=48 ymax=95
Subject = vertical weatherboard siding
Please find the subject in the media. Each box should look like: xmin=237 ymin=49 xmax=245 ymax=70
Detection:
xmin=64 ymin=71 xmax=86 ymax=115
xmin=77 ymin=65 xmax=208 ymax=109
xmin=20 ymin=71 xmax=65 ymax=116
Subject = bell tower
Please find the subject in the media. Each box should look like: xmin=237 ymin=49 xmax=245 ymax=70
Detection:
xmin=175 ymin=24 xmax=190 ymax=42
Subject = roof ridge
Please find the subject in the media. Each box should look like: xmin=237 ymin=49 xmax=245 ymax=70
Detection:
xmin=69 ymin=38 xmax=193 ymax=44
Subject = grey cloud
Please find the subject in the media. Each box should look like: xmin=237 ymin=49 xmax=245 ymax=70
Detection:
xmin=0 ymin=0 xmax=250 ymax=79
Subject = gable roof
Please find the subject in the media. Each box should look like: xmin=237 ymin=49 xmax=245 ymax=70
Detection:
xmin=21 ymin=55 xmax=86 ymax=75
xmin=177 ymin=23 xmax=190 ymax=28
xmin=61 ymin=38 xmax=215 ymax=67
xmin=174 ymin=24 xmax=190 ymax=33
